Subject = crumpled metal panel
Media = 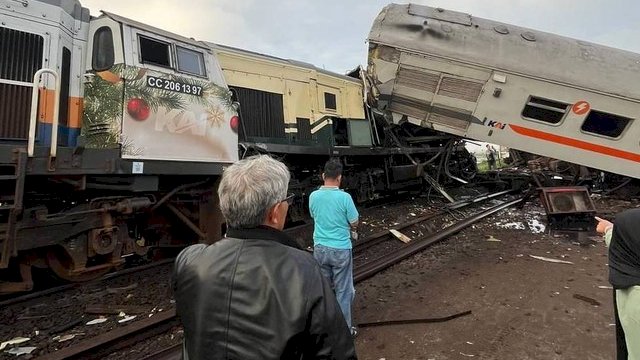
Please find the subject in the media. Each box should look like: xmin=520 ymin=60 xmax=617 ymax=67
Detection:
xmin=369 ymin=4 xmax=640 ymax=101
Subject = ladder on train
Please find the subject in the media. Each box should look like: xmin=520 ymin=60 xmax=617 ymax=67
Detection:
xmin=0 ymin=149 xmax=27 ymax=270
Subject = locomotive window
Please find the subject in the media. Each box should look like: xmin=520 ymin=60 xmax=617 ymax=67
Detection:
xmin=324 ymin=92 xmax=337 ymax=111
xmin=581 ymin=110 xmax=631 ymax=138
xmin=139 ymin=36 xmax=171 ymax=68
xmin=176 ymin=46 xmax=206 ymax=77
xmin=92 ymin=27 xmax=114 ymax=71
xmin=521 ymin=96 xmax=568 ymax=124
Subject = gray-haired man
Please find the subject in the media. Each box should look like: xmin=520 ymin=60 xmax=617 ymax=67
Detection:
xmin=173 ymin=155 xmax=357 ymax=360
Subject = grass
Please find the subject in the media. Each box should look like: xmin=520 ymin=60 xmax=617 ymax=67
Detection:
xmin=476 ymin=159 xmax=507 ymax=172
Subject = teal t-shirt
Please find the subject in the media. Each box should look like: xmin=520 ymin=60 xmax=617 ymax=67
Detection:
xmin=309 ymin=186 xmax=359 ymax=249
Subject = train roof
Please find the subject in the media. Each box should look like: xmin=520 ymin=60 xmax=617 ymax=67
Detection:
xmin=368 ymin=4 xmax=640 ymax=101
xmin=207 ymin=42 xmax=361 ymax=84
xmin=100 ymin=11 xmax=210 ymax=50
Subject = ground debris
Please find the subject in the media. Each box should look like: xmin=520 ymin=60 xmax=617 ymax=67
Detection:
xmin=4 ymin=346 xmax=36 ymax=356
xmin=86 ymin=318 xmax=108 ymax=325
xmin=529 ymin=255 xmax=574 ymax=264
xmin=0 ymin=338 xmax=30 ymax=351
xmin=118 ymin=315 xmax=137 ymax=323
xmin=389 ymin=229 xmax=412 ymax=243
xmin=573 ymin=294 xmax=601 ymax=306
xmin=106 ymin=282 xmax=139 ymax=294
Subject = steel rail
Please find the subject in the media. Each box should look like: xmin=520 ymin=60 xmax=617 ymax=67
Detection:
xmin=354 ymin=196 xmax=523 ymax=283
xmin=353 ymin=189 xmax=514 ymax=252
xmin=38 ymin=193 xmax=521 ymax=360
xmin=33 ymin=310 xmax=178 ymax=360
xmin=0 ymin=258 xmax=175 ymax=308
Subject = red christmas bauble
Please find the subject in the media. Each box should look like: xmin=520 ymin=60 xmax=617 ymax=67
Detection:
xmin=127 ymin=98 xmax=150 ymax=121
xmin=230 ymin=116 xmax=239 ymax=133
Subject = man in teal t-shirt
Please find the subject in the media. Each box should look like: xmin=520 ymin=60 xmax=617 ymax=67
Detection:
xmin=309 ymin=159 xmax=359 ymax=336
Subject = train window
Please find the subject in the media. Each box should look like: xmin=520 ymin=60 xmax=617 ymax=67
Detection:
xmin=521 ymin=96 xmax=568 ymax=124
xmin=139 ymin=36 xmax=171 ymax=68
xmin=324 ymin=92 xmax=337 ymax=111
xmin=581 ymin=110 xmax=631 ymax=138
xmin=92 ymin=27 xmax=114 ymax=71
xmin=176 ymin=46 xmax=206 ymax=77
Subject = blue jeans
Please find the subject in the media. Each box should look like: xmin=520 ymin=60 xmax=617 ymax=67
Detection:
xmin=313 ymin=244 xmax=355 ymax=330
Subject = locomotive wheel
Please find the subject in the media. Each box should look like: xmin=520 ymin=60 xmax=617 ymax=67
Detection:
xmin=46 ymin=248 xmax=112 ymax=282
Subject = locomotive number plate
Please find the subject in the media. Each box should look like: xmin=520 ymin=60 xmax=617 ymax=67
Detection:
xmin=146 ymin=76 xmax=203 ymax=96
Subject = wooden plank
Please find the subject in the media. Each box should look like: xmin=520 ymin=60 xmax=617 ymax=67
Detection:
xmin=389 ymin=229 xmax=412 ymax=243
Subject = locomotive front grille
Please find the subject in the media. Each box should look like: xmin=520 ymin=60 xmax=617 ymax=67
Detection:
xmin=0 ymin=27 xmax=44 ymax=140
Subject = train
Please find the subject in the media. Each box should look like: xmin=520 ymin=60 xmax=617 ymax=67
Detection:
xmin=1 ymin=0 xmax=639 ymax=292
xmin=210 ymin=43 xmax=478 ymax=215
xmin=0 ymin=0 xmax=237 ymax=292
xmin=367 ymin=4 xmax=640 ymax=183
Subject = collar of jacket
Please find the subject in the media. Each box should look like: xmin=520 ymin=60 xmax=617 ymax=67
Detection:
xmin=226 ymin=225 xmax=303 ymax=251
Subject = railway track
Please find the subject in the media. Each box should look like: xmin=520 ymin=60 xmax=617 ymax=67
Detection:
xmin=30 ymin=190 xmax=522 ymax=360
xmin=0 ymin=259 xmax=176 ymax=308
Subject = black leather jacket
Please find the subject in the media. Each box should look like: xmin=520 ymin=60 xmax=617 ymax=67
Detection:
xmin=173 ymin=226 xmax=357 ymax=360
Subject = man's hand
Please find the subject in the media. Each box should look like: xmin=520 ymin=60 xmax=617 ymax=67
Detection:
xmin=595 ymin=216 xmax=613 ymax=235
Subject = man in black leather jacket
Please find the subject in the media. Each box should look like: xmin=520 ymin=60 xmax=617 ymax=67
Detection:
xmin=173 ymin=155 xmax=357 ymax=359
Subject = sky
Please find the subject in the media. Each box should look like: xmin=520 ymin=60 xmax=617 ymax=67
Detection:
xmin=80 ymin=0 xmax=640 ymax=75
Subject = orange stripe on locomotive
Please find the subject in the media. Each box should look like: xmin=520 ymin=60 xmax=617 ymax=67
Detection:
xmin=36 ymin=88 xmax=83 ymax=147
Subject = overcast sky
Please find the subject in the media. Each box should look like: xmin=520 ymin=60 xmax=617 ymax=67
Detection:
xmin=80 ymin=0 xmax=640 ymax=74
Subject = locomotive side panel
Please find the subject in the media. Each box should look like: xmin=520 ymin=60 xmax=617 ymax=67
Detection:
xmin=212 ymin=43 xmax=369 ymax=148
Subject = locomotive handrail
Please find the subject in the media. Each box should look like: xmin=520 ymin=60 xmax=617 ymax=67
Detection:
xmin=27 ymin=69 xmax=61 ymax=159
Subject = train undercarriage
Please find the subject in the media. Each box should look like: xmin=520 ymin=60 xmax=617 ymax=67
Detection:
xmin=0 ymin=146 xmax=224 ymax=294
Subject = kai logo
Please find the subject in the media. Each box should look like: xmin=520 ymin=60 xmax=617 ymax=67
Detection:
xmin=482 ymin=118 xmax=507 ymax=130
xmin=155 ymin=112 xmax=208 ymax=136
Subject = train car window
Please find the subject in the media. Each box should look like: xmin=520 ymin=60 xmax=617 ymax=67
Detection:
xmin=581 ymin=110 xmax=631 ymax=138
xmin=139 ymin=36 xmax=171 ymax=68
xmin=324 ymin=92 xmax=337 ymax=111
xmin=92 ymin=27 xmax=114 ymax=71
xmin=176 ymin=46 xmax=206 ymax=77
xmin=521 ymin=96 xmax=568 ymax=124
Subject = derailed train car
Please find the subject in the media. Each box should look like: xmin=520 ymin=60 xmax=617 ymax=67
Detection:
xmin=0 ymin=0 xmax=237 ymax=292
xmin=368 ymin=4 xmax=640 ymax=181
xmin=211 ymin=43 xmax=477 ymax=215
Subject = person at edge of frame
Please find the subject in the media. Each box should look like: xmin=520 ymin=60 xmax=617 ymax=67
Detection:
xmin=309 ymin=158 xmax=359 ymax=337
xmin=172 ymin=155 xmax=357 ymax=360
xmin=596 ymin=211 xmax=640 ymax=360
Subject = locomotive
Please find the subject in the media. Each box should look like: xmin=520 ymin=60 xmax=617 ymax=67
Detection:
xmin=210 ymin=43 xmax=478 ymax=216
xmin=0 ymin=0 xmax=237 ymax=292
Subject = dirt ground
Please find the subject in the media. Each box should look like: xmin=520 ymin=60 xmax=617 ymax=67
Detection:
xmin=353 ymin=197 xmax=630 ymax=360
